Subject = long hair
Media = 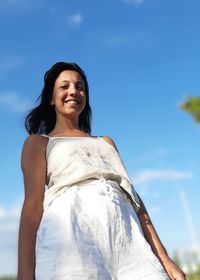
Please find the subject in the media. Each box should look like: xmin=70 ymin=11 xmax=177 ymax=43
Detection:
xmin=25 ymin=62 xmax=92 ymax=135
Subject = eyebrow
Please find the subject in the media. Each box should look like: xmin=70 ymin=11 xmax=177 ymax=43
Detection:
xmin=60 ymin=80 xmax=83 ymax=84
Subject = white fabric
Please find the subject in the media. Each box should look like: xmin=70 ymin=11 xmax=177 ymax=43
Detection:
xmin=36 ymin=178 xmax=169 ymax=280
xmin=41 ymin=135 xmax=140 ymax=212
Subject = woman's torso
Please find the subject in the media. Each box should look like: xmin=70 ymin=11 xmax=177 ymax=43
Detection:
xmin=41 ymin=135 xmax=141 ymax=212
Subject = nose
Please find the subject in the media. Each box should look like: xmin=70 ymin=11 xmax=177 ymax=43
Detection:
xmin=68 ymin=83 xmax=77 ymax=95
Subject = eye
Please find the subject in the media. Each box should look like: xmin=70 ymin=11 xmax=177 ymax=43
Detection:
xmin=76 ymin=82 xmax=84 ymax=91
xmin=60 ymin=84 xmax=69 ymax=89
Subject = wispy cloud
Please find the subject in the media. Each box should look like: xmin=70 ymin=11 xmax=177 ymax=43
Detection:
xmin=0 ymin=202 xmax=21 ymax=276
xmin=67 ymin=13 xmax=83 ymax=27
xmin=148 ymin=205 xmax=161 ymax=215
xmin=0 ymin=204 xmax=21 ymax=219
xmin=103 ymin=29 xmax=153 ymax=50
xmin=123 ymin=0 xmax=145 ymax=5
xmin=0 ymin=55 xmax=24 ymax=77
xmin=133 ymin=168 xmax=193 ymax=185
xmin=137 ymin=148 xmax=168 ymax=163
xmin=0 ymin=92 xmax=32 ymax=113
xmin=104 ymin=35 xmax=126 ymax=47
xmin=0 ymin=0 xmax=45 ymax=12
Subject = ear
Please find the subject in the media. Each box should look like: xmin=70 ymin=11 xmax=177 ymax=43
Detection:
xmin=50 ymin=97 xmax=55 ymax=105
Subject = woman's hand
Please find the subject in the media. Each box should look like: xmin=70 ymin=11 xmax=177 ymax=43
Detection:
xmin=136 ymin=195 xmax=186 ymax=280
xmin=162 ymin=257 xmax=186 ymax=280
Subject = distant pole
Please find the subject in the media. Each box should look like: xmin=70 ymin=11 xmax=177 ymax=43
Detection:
xmin=180 ymin=191 xmax=199 ymax=247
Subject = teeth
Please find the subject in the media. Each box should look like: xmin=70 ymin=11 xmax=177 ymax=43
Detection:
xmin=65 ymin=100 xmax=78 ymax=104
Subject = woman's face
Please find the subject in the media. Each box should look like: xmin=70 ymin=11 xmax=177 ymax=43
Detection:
xmin=51 ymin=70 xmax=86 ymax=119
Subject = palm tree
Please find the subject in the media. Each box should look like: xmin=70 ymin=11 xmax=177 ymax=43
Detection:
xmin=180 ymin=96 xmax=200 ymax=123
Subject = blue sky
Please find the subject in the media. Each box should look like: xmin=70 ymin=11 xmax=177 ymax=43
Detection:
xmin=0 ymin=0 xmax=200 ymax=276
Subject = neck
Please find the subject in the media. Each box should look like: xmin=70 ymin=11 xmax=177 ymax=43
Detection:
xmin=53 ymin=114 xmax=80 ymax=134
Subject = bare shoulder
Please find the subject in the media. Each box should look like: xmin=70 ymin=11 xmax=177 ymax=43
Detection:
xmin=21 ymin=135 xmax=48 ymax=166
xmin=21 ymin=135 xmax=48 ymax=200
xmin=101 ymin=136 xmax=115 ymax=146
xmin=101 ymin=136 xmax=119 ymax=152
xmin=23 ymin=134 xmax=48 ymax=152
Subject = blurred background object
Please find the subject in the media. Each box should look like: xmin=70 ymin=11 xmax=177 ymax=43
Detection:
xmin=180 ymin=96 xmax=200 ymax=124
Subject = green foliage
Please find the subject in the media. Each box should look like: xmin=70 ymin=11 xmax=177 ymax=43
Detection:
xmin=0 ymin=277 xmax=16 ymax=280
xmin=173 ymin=250 xmax=182 ymax=267
xmin=1 ymin=272 xmax=200 ymax=279
xmin=187 ymin=273 xmax=200 ymax=280
xmin=180 ymin=96 xmax=200 ymax=123
xmin=185 ymin=262 xmax=200 ymax=279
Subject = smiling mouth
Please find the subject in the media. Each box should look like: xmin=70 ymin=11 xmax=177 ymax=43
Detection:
xmin=64 ymin=100 xmax=80 ymax=105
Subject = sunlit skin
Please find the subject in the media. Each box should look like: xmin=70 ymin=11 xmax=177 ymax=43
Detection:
xmin=49 ymin=70 xmax=87 ymax=136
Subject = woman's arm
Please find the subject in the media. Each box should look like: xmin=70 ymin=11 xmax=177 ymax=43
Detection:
xmin=137 ymin=195 xmax=186 ymax=280
xmin=102 ymin=136 xmax=186 ymax=280
xmin=17 ymin=135 xmax=47 ymax=280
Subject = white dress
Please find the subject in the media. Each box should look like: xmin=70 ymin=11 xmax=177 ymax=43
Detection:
xmin=35 ymin=136 xmax=169 ymax=280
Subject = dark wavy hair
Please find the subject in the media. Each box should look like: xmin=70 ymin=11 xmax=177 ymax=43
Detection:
xmin=25 ymin=62 xmax=92 ymax=135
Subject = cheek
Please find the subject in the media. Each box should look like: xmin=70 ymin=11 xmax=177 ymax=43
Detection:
xmin=83 ymin=93 xmax=86 ymax=101
xmin=51 ymin=91 xmax=63 ymax=105
xmin=82 ymin=94 xmax=87 ymax=106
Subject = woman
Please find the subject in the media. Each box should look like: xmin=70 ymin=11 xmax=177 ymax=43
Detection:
xmin=18 ymin=62 xmax=186 ymax=279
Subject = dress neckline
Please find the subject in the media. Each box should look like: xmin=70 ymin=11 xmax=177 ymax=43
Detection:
xmin=41 ymin=134 xmax=117 ymax=154
xmin=41 ymin=134 xmax=100 ymax=139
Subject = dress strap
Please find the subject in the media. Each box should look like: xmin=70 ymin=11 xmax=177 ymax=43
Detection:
xmin=40 ymin=134 xmax=50 ymax=138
